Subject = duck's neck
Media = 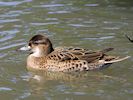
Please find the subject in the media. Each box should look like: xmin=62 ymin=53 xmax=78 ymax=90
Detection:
xmin=46 ymin=45 xmax=54 ymax=54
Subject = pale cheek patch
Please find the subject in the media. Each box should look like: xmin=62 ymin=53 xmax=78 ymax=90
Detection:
xmin=32 ymin=47 xmax=41 ymax=57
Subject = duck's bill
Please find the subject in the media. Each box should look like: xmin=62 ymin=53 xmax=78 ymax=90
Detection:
xmin=17 ymin=45 xmax=31 ymax=51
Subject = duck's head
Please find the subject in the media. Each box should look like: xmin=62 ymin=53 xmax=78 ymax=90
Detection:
xmin=29 ymin=34 xmax=54 ymax=57
xmin=19 ymin=34 xmax=54 ymax=57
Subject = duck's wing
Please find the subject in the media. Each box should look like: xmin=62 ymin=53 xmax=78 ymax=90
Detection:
xmin=47 ymin=47 xmax=114 ymax=62
xmin=69 ymin=48 xmax=114 ymax=62
xmin=46 ymin=48 xmax=81 ymax=61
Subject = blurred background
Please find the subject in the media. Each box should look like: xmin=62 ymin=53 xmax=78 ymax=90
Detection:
xmin=0 ymin=0 xmax=133 ymax=100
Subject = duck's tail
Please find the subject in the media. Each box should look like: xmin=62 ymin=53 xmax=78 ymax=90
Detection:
xmin=104 ymin=56 xmax=130 ymax=64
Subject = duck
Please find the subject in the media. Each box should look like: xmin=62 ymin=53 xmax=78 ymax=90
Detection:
xmin=22 ymin=34 xmax=129 ymax=72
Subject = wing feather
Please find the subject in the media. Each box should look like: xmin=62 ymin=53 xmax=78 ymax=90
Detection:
xmin=47 ymin=47 xmax=113 ymax=62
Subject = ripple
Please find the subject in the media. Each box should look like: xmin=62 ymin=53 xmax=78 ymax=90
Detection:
xmin=39 ymin=4 xmax=65 ymax=8
xmin=83 ymin=36 xmax=114 ymax=40
xmin=85 ymin=4 xmax=99 ymax=7
xmin=83 ymin=20 xmax=96 ymax=24
xmin=0 ymin=10 xmax=23 ymax=18
xmin=0 ymin=87 xmax=12 ymax=91
xmin=0 ymin=34 xmax=14 ymax=42
xmin=18 ymin=92 xmax=31 ymax=99
xmin=83 ymin=37 xmax=99 ymax=40
xmin=0 ymin=19 xmax=20 ymax=24
xmin=0 ymin=53 xmax=7 ymax=58
xmin=45 ymin=18 xmax=58 ymax=21
xmin=30 ymin=22 xmax=59 ymax=26
xmin=0 ymin=1 xmax=21 ymax=6
xmin=99 ymin=36 xmax=114 ymax=39
xmin=102 ymin=27 xmax=120 ymax=30
xmin=0 ymin=29 xmax=19 ymax=39
xmin=68 ymin=24 xmax=96 ymax=28
xmin=0 ymin=0 xmax=32 ymax=6
xmin=64 ymin=91 xmax=87 ymax=95
xmin=73 ymin=92 xmax=87 ymax=95
xmin=0 ymin=42 xmax=25 ymax=51
xmin=34 ymin=4 xmax=64 ymax=8
xmin=48 ymin=11 xmax=71 ymax=14
xmin=69 ymin=24 xmax=86 ymax=27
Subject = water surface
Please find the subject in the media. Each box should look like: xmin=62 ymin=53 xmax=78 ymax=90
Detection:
xmin=0 ymin=0 xmax=133 ymax=100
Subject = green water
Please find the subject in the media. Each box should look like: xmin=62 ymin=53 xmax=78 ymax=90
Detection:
xmin=0 ymin=0 xmax=133 ymax=100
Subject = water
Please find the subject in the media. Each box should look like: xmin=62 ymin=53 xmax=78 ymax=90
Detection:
xmin=0 ymin=0 xmax=133 ymax=100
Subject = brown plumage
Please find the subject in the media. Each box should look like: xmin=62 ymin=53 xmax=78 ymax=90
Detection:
xmin=26 ymin=34 xmax=129 ymax=72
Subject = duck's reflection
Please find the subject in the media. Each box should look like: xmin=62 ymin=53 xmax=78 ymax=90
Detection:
xmin=25 ymin=69 xmax=126 ymax=96
xmin=28 ymin=70 xmax=104 ymax=82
